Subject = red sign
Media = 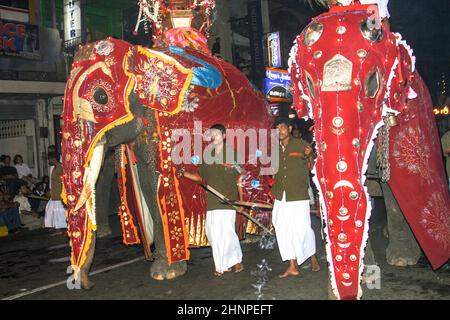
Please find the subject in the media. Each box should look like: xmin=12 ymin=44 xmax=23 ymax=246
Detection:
xmin=0 ymin=18 xmax=40 ymax=59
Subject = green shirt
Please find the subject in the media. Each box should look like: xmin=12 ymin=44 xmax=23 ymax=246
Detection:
xmin=271 ymin=137 xmax=311 ymax=202
xmin=441 ymin=131 xmax=450 ymax=178
xmin=198 ymin=145 xmax=241 ymax=211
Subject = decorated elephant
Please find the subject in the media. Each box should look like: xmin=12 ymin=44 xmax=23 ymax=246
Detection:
xmin=61 ymin=30 xmax=273 ymax=289
xmin=289 ymin=2 xmax=450 ymax=299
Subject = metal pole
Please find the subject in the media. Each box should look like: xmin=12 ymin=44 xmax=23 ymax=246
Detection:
xmin=80 ymin=0 xmax=87 ymax=45
xmin=51 ymin=0 xmax=57 ymax=29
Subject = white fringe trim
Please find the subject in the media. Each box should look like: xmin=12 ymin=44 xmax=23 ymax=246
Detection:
xmin=394 ymin=32 xmax=416 ymax=73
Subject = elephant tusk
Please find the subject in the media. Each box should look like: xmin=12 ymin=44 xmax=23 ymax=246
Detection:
xmin=342 ymin=281 xmax=353 ymax=287
xmin=337 ymin=215 xmax=351 ymax=221
xmin=333 ymin=180 xmax=355 ymax=190
xmin=73 ymin=143 xmax=105 ymax=212
xmin=338 ymin=242 xmax=351 ymax=249
xmin=74 ymin=183 xmax=91 ymax=212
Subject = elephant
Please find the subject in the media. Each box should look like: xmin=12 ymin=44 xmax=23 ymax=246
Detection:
xmin=289 ymin=3 xmax=450 ymax=299
xmin=365 ymin=146 xmax=421 ymax=268
xmin=61 ymin=31 xmax=273 ymax=289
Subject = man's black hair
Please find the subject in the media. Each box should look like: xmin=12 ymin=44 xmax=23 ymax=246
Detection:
xmin=210 ymin=124 xmax=226 ymax=135
xmin=273 ymin=116 xmax=292 ymax=128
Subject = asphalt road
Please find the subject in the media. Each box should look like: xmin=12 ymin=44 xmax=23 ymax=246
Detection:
xmin=1 ymin=199 xmax=449 ymax=300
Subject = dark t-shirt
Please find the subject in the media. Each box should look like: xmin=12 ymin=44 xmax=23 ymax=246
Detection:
xmin=0 ymin=166 xmax=18 ymax=179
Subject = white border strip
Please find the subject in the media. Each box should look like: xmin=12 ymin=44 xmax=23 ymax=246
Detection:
xmin=2 ymin=256 xmax=144 ymax=300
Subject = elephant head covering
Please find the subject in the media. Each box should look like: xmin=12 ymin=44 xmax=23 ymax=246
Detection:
xmin=290 ymin=2 xmax=450 ymax=299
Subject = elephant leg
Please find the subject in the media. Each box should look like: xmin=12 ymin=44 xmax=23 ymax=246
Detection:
xmin=134 ymin=140 xmax=187 ymax=281
xmin=381 ymin=182 xmax=421 ymax=266
xmin=136 ymin=159 xmax=187 ymax=280
xmin=95 ymin=150 xmax=115 ymax=238
xmin=80 ymin=232 xmax=96 ymax=290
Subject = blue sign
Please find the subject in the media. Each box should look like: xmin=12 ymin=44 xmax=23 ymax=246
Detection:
xmin=264 ymin=68 xmax=292 ymax=102
xmin=267 ymin=32 xmax=282 ymax=68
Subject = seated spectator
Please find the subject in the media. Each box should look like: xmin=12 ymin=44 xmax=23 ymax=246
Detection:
xmin=13 ymin=181 xmax=43 ymax=230
xmin=29 ymin=182 xmax=49 ymax=215
xmin=41 ymin=176 xmax=50 ymax=193
xmin=14 ymin=155 xmax=32 ymax=179
xmin=0 ymin=189 xmax=21 ymax=234
xmin=0 ymin=156 xmax=21 ymax=196
xmin=0 ymin=155 xmax=18 ymax=179
xmin=0 ymin=155 xmax=7 ymax=167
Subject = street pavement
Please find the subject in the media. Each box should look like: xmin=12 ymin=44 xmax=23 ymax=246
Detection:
xmin=1 ymin=199 xmax=449 ymax=300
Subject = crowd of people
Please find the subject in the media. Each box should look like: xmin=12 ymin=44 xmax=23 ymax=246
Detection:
xmin=0 ymin=147 xmax=67 ymax=237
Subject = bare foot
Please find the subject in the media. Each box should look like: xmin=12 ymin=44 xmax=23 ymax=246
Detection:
xmin=311 ymin=255 xmax=321 ymax=272
xmin=234 ymin=263 xmax=244 ymax=273
xmin=224 ymin=268 xmax=232 ymax=273
xmin=50 ymin=230 xmax=64 ymax=237
xmin=279 ymin=268 xmax=299 ymax=278
xmin=311 ymin=264 xmax=321 ymax=272
xmin=214 ymin=271 xmax=223 ymax=277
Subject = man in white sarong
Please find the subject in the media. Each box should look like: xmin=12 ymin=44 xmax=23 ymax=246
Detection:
xmin=45 ymin=151 xmax=67 ymax=236
xmin=272 ymin=117 xmax=320 ymax=278
xmin=183 ymin=124 xmax=245 ymax=276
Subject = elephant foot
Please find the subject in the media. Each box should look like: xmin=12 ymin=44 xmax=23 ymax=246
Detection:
xmin=80 ymin=272 xmax=95 ymax=290
xmin=97 ymin=227 xmax=112 ymax=239
xmin=383 ymin=226 xmax=389 ymax=238
xmin=166 ymin=261 xmax=187 ymax=280
xmin=387 ymin=256 xmax=418 ymax=267
xmin=150 ymin=259 xmax=187 ymax=280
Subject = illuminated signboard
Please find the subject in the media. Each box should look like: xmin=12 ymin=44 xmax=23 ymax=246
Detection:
xmin=264 ymin=68 xmax=292 ymax=102
xmin=64 ymin=0 xmax=82 ymax=48
xmin=433 ymin=106 xmax=449 ymax=115
xmin=0 ymin=18 xmax=40 ymax=59
xmin=267 ymin=32 xmax=281 ymax=68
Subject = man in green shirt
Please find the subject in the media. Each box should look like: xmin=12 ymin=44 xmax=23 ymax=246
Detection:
xmin=441 ymin=128 xmax=450 ymax=190
xmin=272 ymin=117 xmax=320 ymax=278
xmin=183 ymin=124 xmax=245 ymax=276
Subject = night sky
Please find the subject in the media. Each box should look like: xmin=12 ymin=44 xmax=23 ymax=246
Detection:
xmin=300 ymin=0 xmax=450 ymax=103
xmin=270 ymin=0 xmax=449 ymax=103
xmin=389 ymin=0 xmax=450 ymax=103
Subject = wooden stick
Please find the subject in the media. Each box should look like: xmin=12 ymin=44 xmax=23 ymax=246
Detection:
xmin=201 ymin=184 xmax=274 ymax=235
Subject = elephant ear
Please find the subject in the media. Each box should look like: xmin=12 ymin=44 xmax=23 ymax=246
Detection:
xmin=127 ymin=46 xmax=194 ymax=115
xmin=384 ymin=34 xmax=417 ymax=115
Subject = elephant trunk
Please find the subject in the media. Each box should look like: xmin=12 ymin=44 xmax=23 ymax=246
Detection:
xmin=312 ymin=90 xmax=384 ymax=299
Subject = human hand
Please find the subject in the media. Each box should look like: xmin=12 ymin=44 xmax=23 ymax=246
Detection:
xmin=174 ymin=164 xmax=185 ymax=178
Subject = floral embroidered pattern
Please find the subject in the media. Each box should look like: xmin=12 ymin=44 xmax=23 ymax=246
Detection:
xmin=172 ymin=243 xmax=186 ymax=258
xmin=170 ymin=227 xmax=183 ymax=241
xmin=392 ymin=127 xmax=434 ymax=184
xmin=135 ymin=57 xmax=181 ymax=110
xmin=420 ymin=193 xmax=450 ymax=249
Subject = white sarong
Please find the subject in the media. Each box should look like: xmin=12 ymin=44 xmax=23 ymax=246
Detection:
xmin=45 ymin=200 xmax=67 ymax=229
xmin=272 ymin=192 xmax=316 ymax=265
xmin=205 ymin=209 xmax=243 ymax=273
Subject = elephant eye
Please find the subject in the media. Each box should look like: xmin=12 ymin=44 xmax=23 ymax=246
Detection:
xmin=94 ymin=87 xmax=108 ymax=105
xmin=365 ymin=67 xmax=382 ymax=98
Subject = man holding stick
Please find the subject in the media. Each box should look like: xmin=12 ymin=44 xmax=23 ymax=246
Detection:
xmin=181 ymin=124 xmax=245 ymax=276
